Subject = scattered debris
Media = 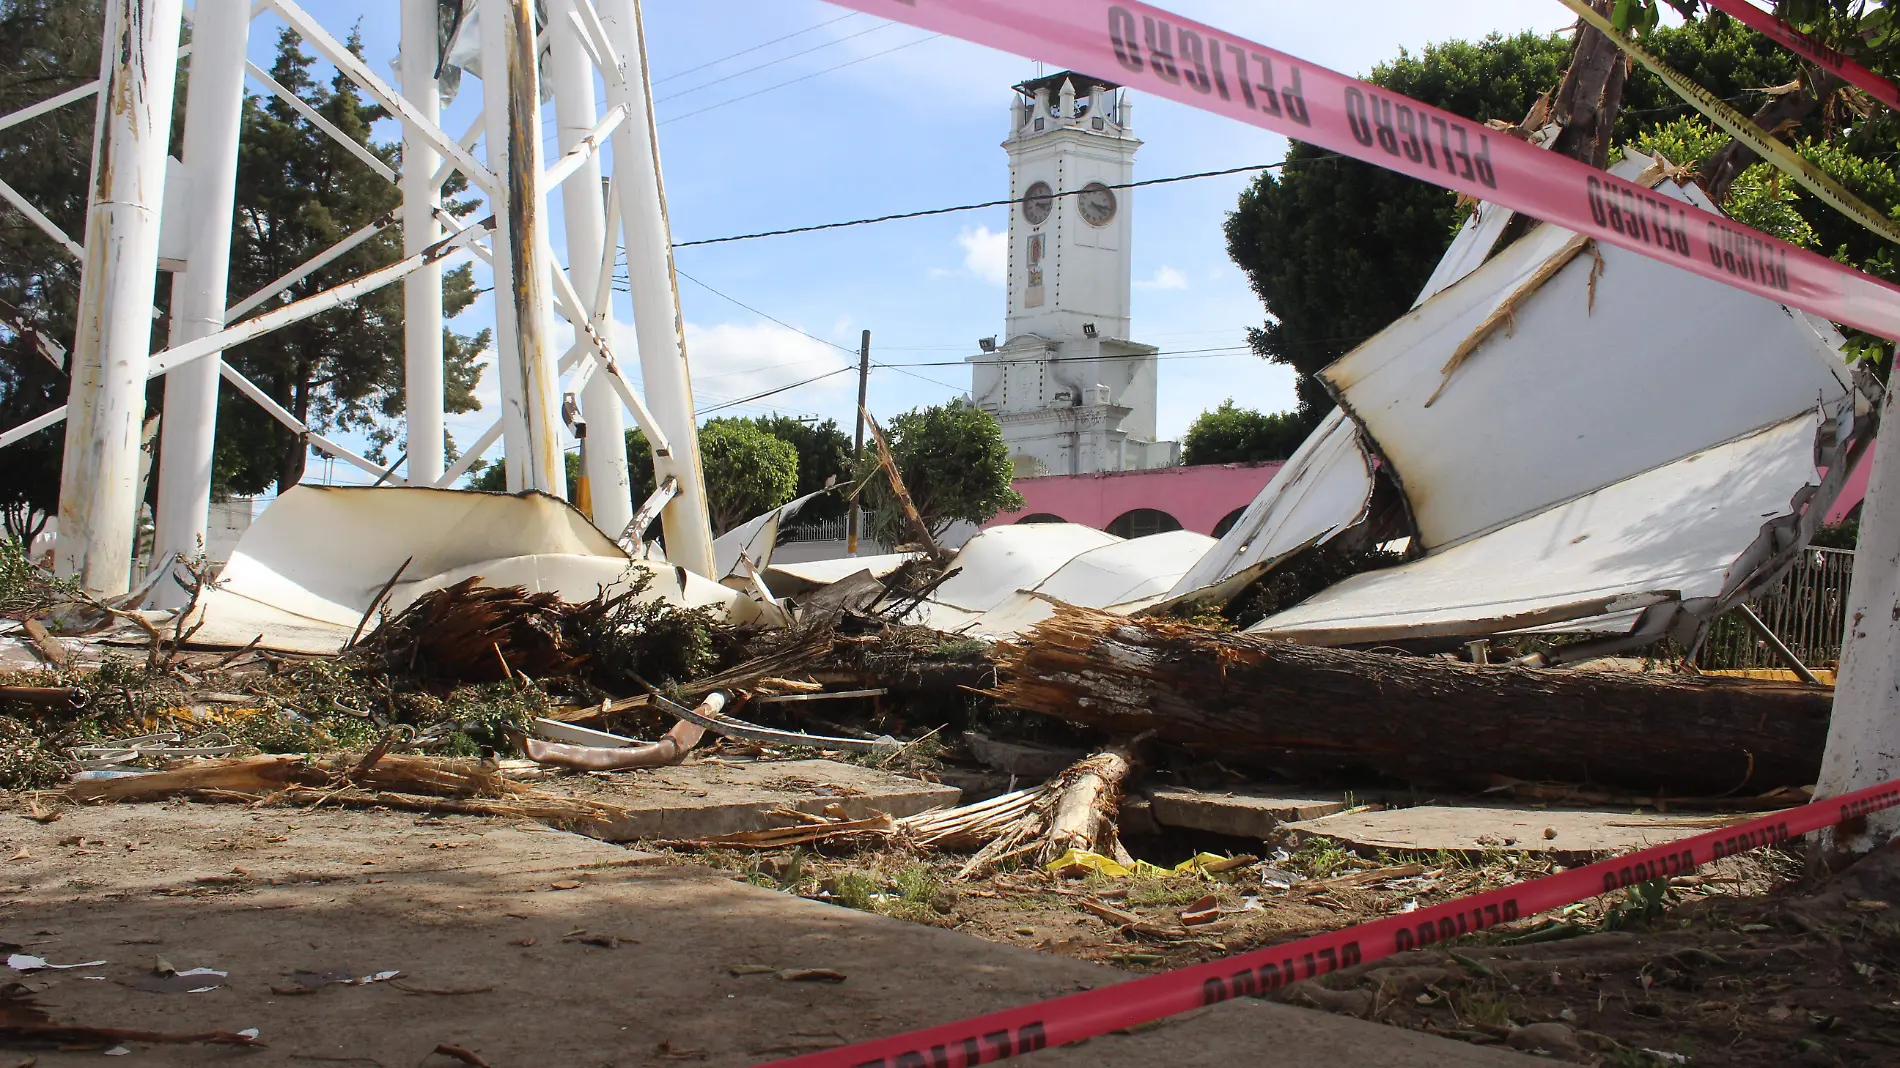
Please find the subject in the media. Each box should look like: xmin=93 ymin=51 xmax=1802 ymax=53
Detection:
xmin=0 ymin=981 xmax=260 ymax=1048
xmin=6 ymin=955 xmax=105 ymax=972
xmin=426 ymin=1044 xmax=493 ymax=1068
xmin=776 ymin=968 xmax=846 ymax=983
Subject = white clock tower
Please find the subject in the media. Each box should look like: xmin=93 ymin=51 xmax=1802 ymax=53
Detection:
xmin=970 ymin=72 xmax=1177 ymax=477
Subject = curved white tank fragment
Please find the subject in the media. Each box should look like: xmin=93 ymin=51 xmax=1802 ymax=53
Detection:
xmin=1325 ymin=152 xmax=1852 ymax=554
xmin=1248 ymin=410 xmax=1825 ymax=646
xmin=1157 ymin=409 xmax=1376 ymax=609
xmin=711 ymin=487 xmax=828 ymax=583
xmin=181 ymin=485 xmax=748 ymax=654
xmin=960 ymin=529 xmax=1218 ymax=640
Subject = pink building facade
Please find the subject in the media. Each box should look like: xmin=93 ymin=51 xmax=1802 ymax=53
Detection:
xmin=984 ymin=462 xmax=1284 ymax=538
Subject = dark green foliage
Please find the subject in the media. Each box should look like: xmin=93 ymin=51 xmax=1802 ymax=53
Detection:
xmin=0 ymin=0 xmax=109 ymax=543
xmin=1226 ymin=542 xmax=1405 ymax=630
xmin=569 ymin=568 xmax=719 ymax=692
xmin=1224 ymin=21 xmax=1830 ymax=413
xmin=855 ymin=399 xmax=1024 ymax=542
xmin=749 ymin=415 xmax=852 ymax=522
xmin=1810 ymin=518 xmax=1859 ymax=549
xmin=1226 ymin=31 xmax=1573 ymax=419
xmin=699 ymin=417 xmax=798 ymax=534
xmin=1181 ymin=400 xmax=1313 ymax=466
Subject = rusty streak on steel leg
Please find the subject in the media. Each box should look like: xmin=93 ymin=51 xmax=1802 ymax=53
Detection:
xmin=501 ymin=0 xmax=566 ymax=496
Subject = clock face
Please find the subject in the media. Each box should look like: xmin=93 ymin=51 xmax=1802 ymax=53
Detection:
xmin=1022 ymin=181 xmax=1054 ymax=225
xmin=1078 ymin=182 xmax=1116 ymax=226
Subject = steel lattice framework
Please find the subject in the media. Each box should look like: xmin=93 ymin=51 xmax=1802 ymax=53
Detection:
xmin=0 ymin=0 xmax=715 ymax=600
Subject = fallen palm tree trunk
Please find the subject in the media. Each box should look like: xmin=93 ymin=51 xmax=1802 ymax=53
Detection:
xmin=990 ymin=606 xmax=1833 ymax=795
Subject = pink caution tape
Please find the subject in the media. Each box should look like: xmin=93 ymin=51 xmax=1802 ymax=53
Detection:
xmin=757 ymin=777 xmax=1900 ymax=1067
xmin=827 ymin=0 xmax=1900 ymax=340
xmin=1701 ymin=0 xmax=1900 ymax=114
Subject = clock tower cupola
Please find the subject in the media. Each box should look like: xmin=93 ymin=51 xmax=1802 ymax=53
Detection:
xmin=969 ymin=72 xmax=1176 ymax=477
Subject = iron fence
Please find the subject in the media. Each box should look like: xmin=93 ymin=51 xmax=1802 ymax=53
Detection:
xmin=1700 ymin=546 xmax=1856 ymax=670
xmin=780 ymin=517 xmax=849 ymax=543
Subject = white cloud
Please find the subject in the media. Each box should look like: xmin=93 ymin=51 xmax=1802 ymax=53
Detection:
xmin=1136 ymin=265 xmax=1190 ymax=291
xmin=680 ymin=319 xmax=856 ymax=411
xmin=956 ymin=225 xmax=1008 ymax=285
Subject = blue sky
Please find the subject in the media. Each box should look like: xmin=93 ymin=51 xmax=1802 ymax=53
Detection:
xmin=245 ymin=0 xmax=1580 ymax=487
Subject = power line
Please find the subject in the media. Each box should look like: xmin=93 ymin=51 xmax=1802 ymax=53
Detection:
xmin=652 ymin=11 xmax=861 ymax=86
xmin=654 ymin=22 xmax=895 ymax=104
xmin=659 ymin=34 xmax=944 ymax=126
xmin=874 ymin=361 xmax=962 ymax=391
xmin=883 ymin=344 xmax=1257 ymax=368
xmin=697 ymin=366 xmax=856 ymax=415
xmin=669 ymin=159 xmax=1331 ymax=249
xmin=672 ymin=268 xmax=858 ymax=356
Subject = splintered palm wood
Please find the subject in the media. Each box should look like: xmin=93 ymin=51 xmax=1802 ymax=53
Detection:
xmin=988 ymin=606 xmax=1831 ymax=795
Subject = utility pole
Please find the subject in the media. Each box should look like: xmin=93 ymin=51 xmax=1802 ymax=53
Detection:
xmin=847 ymin=330 xmax=870 ymax=557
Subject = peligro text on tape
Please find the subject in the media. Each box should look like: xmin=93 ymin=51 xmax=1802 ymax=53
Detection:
xmin=825 ymin=0 xmax=1900 ymax=340
xmin=1560 ymin=0 xmax=1900 ymax=248
xmin=757 ymin=777 xmax=1900 ymax=1068
xmin=1701 ymin=0 xmax=1900 ymax=113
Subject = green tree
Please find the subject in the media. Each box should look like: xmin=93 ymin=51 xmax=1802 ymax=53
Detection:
xmin=698 ymin=418 xmax=797 ymax=535
xmin=1225 ymin=21 xmax=1813 ymax=416
xmin=748 ymin=414 xmax=851 ymax=521
xmin=1226 ymin=31 xmax=1573 ymax=421
xmin=856 ymin=399 xmax=1023 ymax=543
xmin=215 ymin=27 xmax=488 ymax=494
xmin=1181 ymin=401 xmax=1311 ymax=466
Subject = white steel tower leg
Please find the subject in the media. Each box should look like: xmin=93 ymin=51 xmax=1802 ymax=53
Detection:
xmin=57 ymin=0 xmax=186 ymax=595
xmin=550 ymin=0 xmax=632 ymax=535
xmin=400 ymin=0 xmax=445 ymax=484
xmin=152 ymin=0 xmax=250 ymax=606
xmin=479 ymin=0 xmax=565 ymax=495
xmin=596 ymin=0 xmax=716 ymax=577
xmin=1818 ymin=383 xmax=1900 ymax=854
xmin=478 ymin=0 xmax=528 ymax=491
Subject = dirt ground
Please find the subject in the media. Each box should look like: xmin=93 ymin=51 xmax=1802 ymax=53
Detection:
xmin=675 ymin=830 xmax=1900 ymax=1066
xmin=0 ymin=798 xmax=1543 ymax=1068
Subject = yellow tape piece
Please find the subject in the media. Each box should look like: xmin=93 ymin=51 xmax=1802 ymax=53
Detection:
xmin=1561 ymin=0 xmax=1900 ymax=247
xmin=1043 ymin=849 xmax=1235 ymax=879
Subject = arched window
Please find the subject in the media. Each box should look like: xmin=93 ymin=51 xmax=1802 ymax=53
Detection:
xmin=1017 ymin=513 xmax=1066 ymax=524
xmin=1106 ymin=508 xmax=1183 ymax=539
xmin=1212 ymin=507 xmax=1248 ymax=538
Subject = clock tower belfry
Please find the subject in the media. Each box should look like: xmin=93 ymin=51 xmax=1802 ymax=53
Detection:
xmin=971 ymin=72 xmax=1177 ymax=477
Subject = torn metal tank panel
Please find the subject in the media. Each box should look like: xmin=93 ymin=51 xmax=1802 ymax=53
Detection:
xmin=1249 ymin=411 xmax=1831 ymax=645
xmin=1157 ymin=408 xmax=1376 ymax=609
xmin=896 ymin=523 xmax=1213 ymax=638
xmin=1238 ymin=150 xmax=1868 ymax=649
xmin=180 ymin=485 xmax=751 ymax=654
